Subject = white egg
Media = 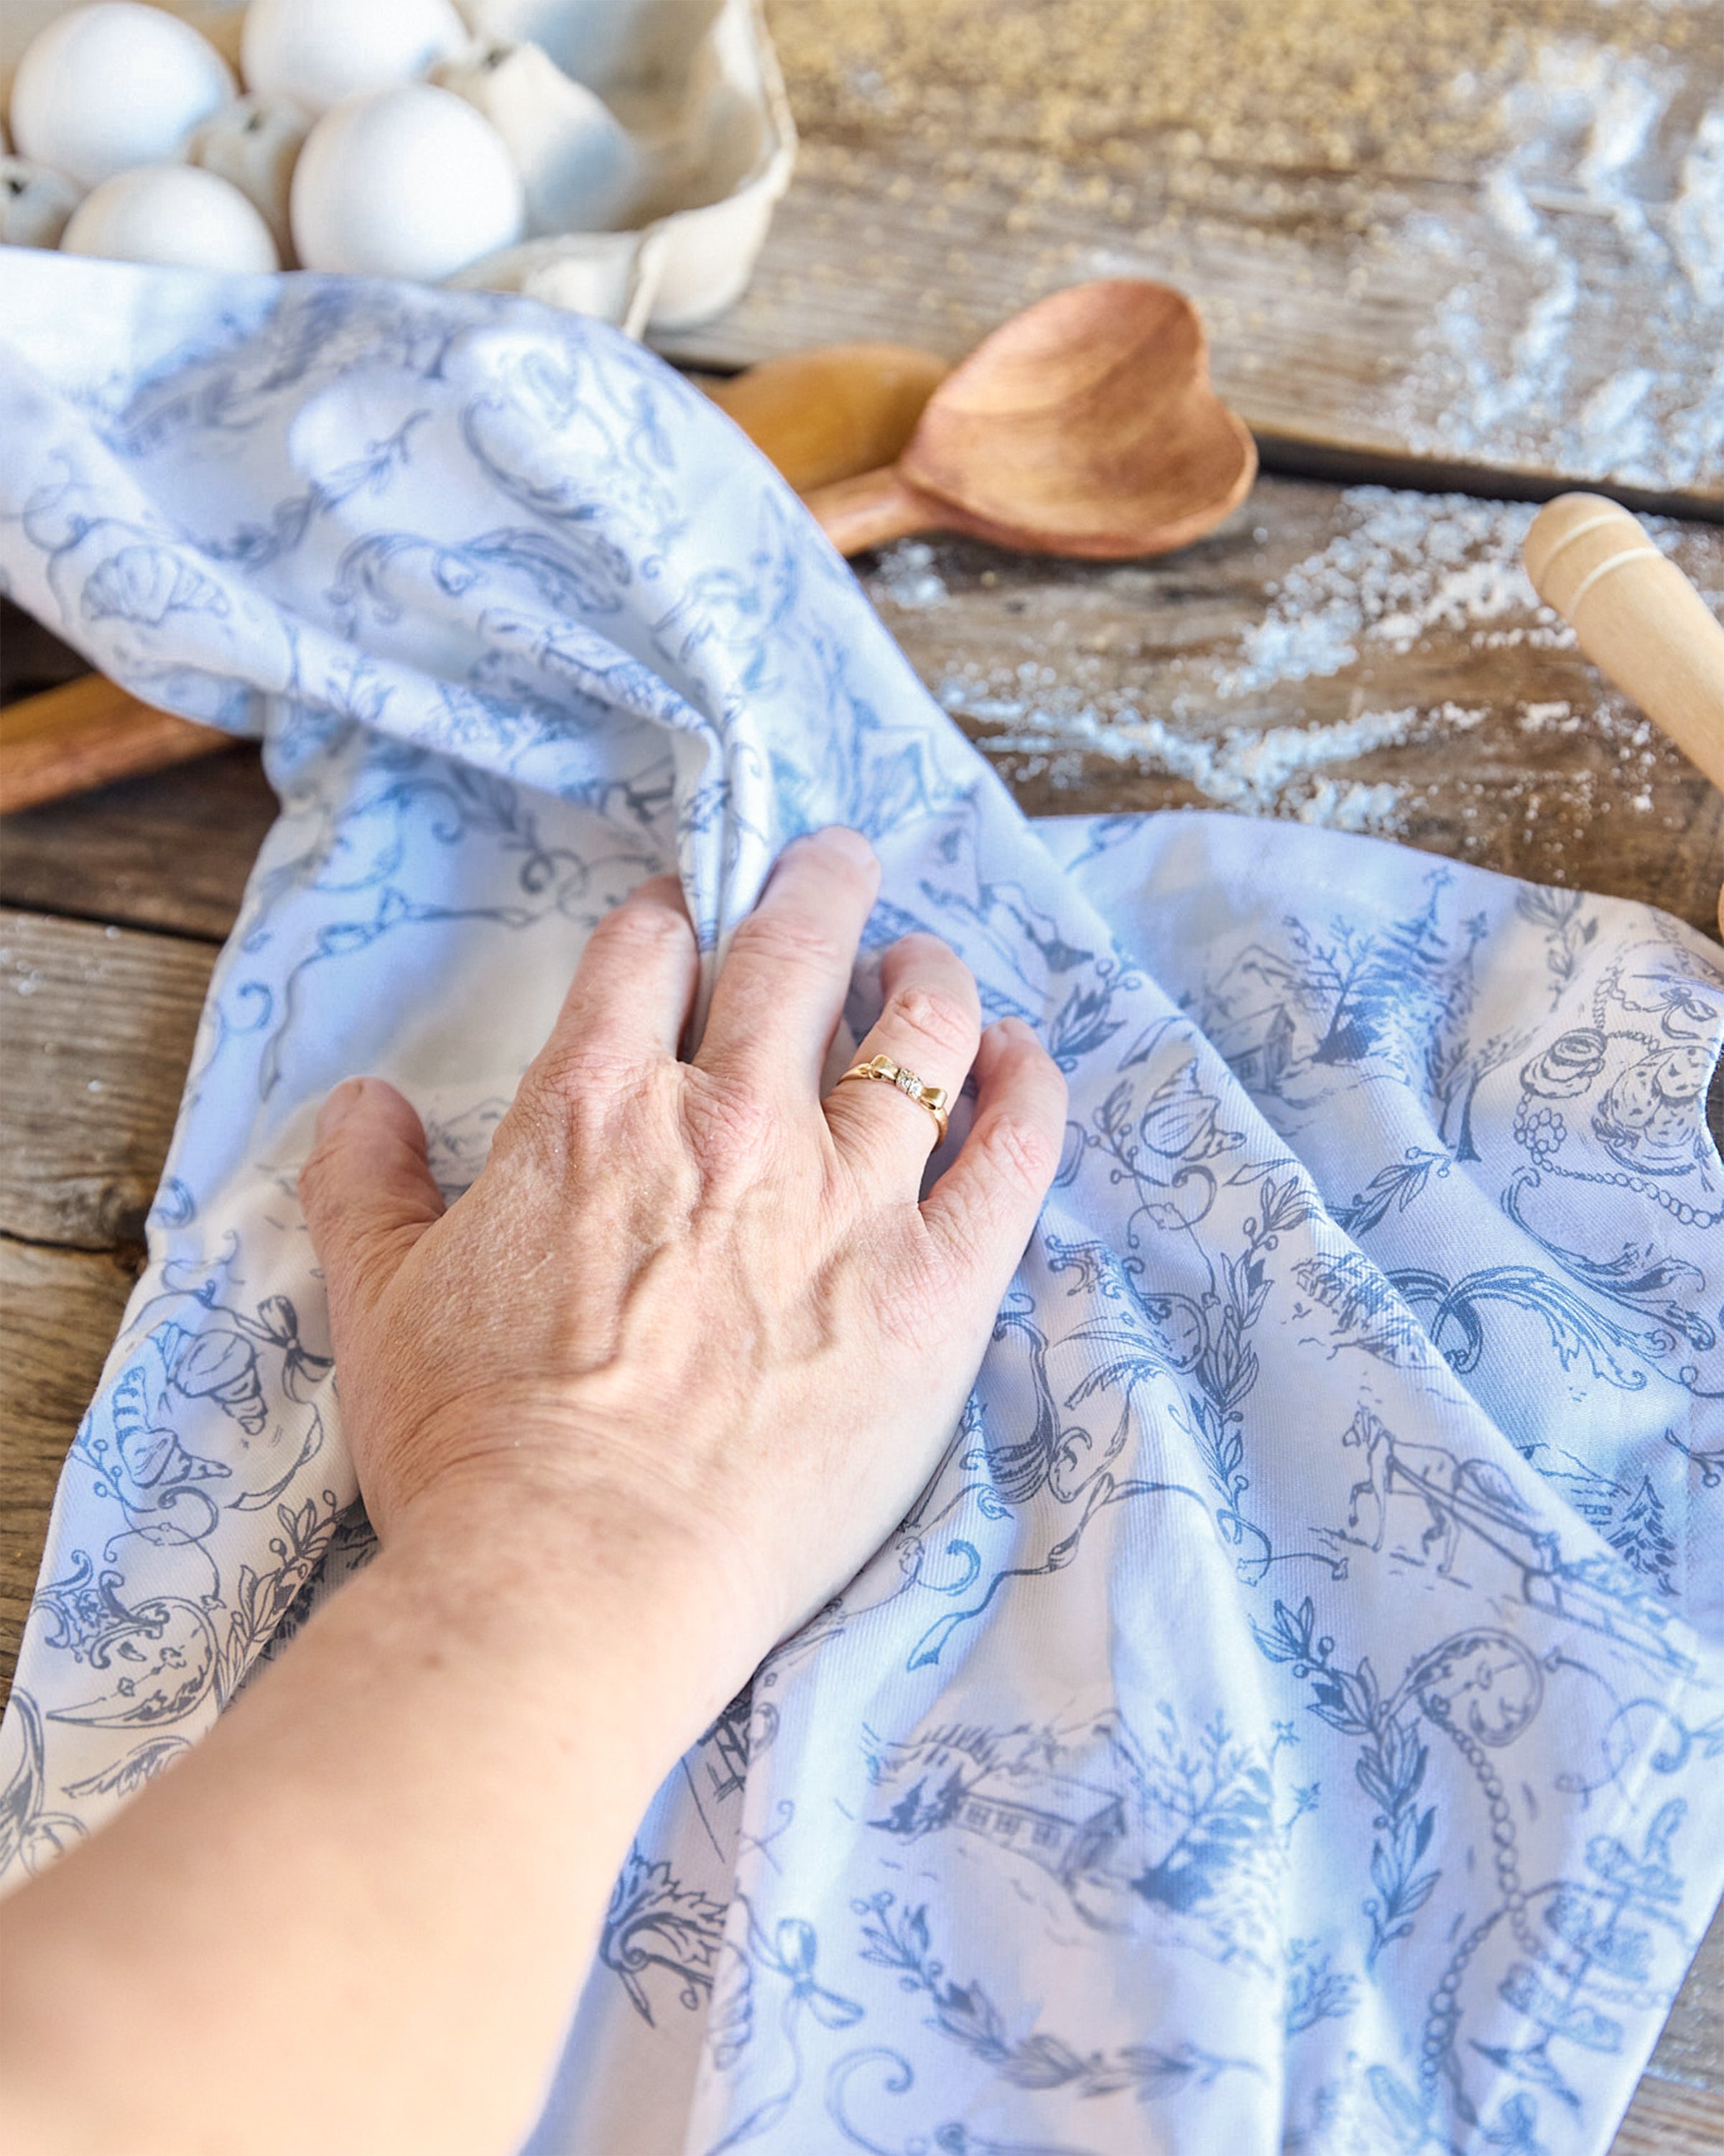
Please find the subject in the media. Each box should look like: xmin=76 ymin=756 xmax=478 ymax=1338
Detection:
xmin=291 ymin=84 xmax=525 ymax=281
xmin=188 ymin=95 xmax=309 ymax=260
xmin=10 ymin=4 xmax=236 ymax=190
xmin=431 ymin=41 xmax=636 ymax=235
xmin=1 ymin=157 xmax=83 ymax=249
xmin=241 ymin=0 xmax=469 ymax=118
xmin=62 ymin=163 xmax=282 ymax=272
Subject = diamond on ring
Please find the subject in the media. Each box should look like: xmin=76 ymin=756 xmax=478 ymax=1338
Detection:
xmin=835 ymin=1052 xmax=950 ymax=1144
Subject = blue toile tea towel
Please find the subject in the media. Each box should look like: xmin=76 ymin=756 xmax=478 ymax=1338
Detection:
xmin=1 ymin=251 xmax=1722 ymax=2156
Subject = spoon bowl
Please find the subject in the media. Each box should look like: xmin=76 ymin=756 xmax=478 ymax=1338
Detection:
xmin=803 ymin=279 xmax=1257 ymax=559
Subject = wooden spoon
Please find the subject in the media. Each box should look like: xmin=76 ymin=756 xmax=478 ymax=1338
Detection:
xmin=695 ymin=342 xmax=950 ymax=494
xmin=802 ymin=279 xmax=1257 ymax=559
xmin=1524 ymin=493 xmax=1724 ymax=938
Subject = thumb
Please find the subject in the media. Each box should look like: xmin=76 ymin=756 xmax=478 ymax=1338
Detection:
xmin=299 ymin=1078 xmax=446 ymax=1328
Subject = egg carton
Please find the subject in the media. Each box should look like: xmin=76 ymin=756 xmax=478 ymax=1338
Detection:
xmin=442 ymin=0 xmax=797 ymax=333
xmin=1 ymin=0 xmax=796 ymax=336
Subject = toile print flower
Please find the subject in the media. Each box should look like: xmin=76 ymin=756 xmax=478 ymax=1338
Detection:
xmin=1521 ymin=1027 xmax=1608 ymax=1099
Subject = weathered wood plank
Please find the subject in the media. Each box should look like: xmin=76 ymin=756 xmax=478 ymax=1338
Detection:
xmin=1608 ymin=2063 xmax=1724 ymax=2156
xmin=856 ymin=477 xmax=1724 ymax=937
xmin=0 ymin=745 xmax=276 ymax=940
xmin=669 ymin=4 xmax=1724 ymax=508
xmin=1649 ymin=1900 xmax=1724 ymax=2096
xmin=0 ymin=597 xmax=88 ymax=704
xmin=0 ymin=910 xmax=213 ymax=1249
xmin=0 ymin=1236 xmax=141 ymax=1713
xmin=3 ymin=480 xmax=1717 ymax=945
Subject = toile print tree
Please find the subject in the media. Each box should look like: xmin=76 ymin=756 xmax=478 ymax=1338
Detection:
xmin=1297 ymin=877 xmax=1487 ymax=1101
xmin=1605 ymin=1476 xmax=1678 ymax=1599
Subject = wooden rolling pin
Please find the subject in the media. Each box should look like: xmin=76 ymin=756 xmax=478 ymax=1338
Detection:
xmin=0 ymin=673 xmax=237 ymax=815
xmin=1523 ymin=493 xmax=1724 ymax=936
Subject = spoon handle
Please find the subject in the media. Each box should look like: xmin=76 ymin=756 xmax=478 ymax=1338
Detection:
xmin=802 ymin=466 xmax=941 ymax=555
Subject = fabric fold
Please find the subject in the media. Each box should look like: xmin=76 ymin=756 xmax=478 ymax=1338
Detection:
xmin=1 ymin=254 xmax=1721 ymax=2156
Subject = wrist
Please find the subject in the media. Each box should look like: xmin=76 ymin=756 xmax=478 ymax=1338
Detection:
xmin=379 ymin=1463 xmax=766 ymax=1773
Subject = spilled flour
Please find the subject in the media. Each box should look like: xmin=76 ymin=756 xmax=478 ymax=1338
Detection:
xmin=1211 ymin=492 xmax=1561 ymax=686
xmin=873 ymin=489 xmax=1610 ymax=833
xmin=871 ymin=539 xmax=950 ymax=611
xmin=1393 ymin=42 xmax=1724 ymax=489
xmin=948 ymin=697 xmax=1418 ymax=831
xmin=772 ymin=0 xmax=1722 ymax=494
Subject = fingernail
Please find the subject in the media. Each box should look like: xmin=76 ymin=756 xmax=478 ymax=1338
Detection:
xmin=316 ymin=1078 xmax=365 ymax=1137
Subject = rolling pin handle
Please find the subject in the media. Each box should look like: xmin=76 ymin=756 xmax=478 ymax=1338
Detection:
xmin=1524 ymin=492 xmax=1724 ymax=940
xmin=1524 ymin=492 xmax=1724 ymax=797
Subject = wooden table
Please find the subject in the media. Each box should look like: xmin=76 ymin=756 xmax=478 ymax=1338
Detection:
xmin=1 ymin=1 xmax=1719 ymax=2145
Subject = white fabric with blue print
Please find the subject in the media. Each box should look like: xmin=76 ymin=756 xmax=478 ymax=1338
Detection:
xmin=1 ymin=251 xmax=1722 ymax=2156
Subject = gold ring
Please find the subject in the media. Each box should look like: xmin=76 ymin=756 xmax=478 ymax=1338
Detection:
xmin=835 ymin=1052 xmax=950 ymax=1144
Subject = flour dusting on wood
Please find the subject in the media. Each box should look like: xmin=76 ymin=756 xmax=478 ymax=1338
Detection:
xmin=859 ymin=479 xmax=1722 ymax=926
xmin=1393 ymin=44 xmax=1724 ymax=491
xmin=869 ymin=489 xmax=1588 ymax=830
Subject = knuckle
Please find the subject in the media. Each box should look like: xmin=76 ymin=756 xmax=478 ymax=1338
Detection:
xmin=681 ymin=1073 xmax=777 ymax=1172
xmin=728 ymin=910 xmax=844 ymax=977
xmin=889 ymin=982 xmax=976 ymax=1060
xmin=677 ymin=1086 xmax=784 ymax=1207
xmin=514 ymin=1046 xmax=646 ymax=1164
xmin=593 ymin=897 xmax=690 ymax=960
xmin=980 ymin=1111 xmax=1059 ymax=1196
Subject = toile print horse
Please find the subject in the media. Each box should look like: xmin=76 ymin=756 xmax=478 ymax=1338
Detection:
xmin=1341 ymin=1406 xmax=1559 ymax=1576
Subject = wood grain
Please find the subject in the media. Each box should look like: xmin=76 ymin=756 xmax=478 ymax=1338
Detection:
xmin=0 ymin=673 xmax=231 ymax=816
xmin=667 ymin=8 xmax=1724 ymax=511
xmin=1649 ymin=1907 xmax=1724 ymax=2097
xmin=1610 ymin=2064 xmax=1724 ymax=2156
xmin=0 ymin=1237 xmax=142 ymax=1711
xmin=855 ymin=476 xmax=1724 ymax=938
xmin=0 ymin=743 xmax=275 ymax=940
xmin=0 ymin=910 xmax=213 ymax=1249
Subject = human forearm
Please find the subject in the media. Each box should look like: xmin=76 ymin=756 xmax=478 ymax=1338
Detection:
xmin=0 ymin=1481 xmax=736 ymax=2156
xmin=0 ymin=837 xmax=1065 ymax=2154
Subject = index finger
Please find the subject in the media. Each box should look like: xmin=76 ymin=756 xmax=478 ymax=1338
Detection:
xmin=528 ymin=874 xmax=700 ymax=1083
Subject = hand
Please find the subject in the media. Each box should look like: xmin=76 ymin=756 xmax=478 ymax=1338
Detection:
xmin=299 ymin=826 xmax=1066 ymax=1706
xmin=0 ymin=829 xmax=1067 ymax=2156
